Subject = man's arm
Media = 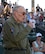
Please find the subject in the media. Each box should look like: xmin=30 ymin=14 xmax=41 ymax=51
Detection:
xmin=3 ymin=21 xmax=32 ymax=42
xmin=40 ymin=43 xmax=45 ymax=52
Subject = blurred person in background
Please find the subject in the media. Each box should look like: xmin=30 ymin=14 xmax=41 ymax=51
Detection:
xmin=36 ymin=4 xmax=40 ymax=12
xmin=30 ymin=12 xmax=36 ymax=32
xmin=32 ymin=33 xmax=45 ymax=54
xmin=26 ymin=9 xmax=31 ymax=23
xmin=3 ymin=2 xmax=11 ymax=20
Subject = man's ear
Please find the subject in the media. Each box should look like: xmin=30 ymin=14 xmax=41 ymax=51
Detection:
xmin=14 ymin=11 xmax=18 ymax=17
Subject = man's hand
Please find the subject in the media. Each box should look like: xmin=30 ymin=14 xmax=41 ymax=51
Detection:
xmin=27 ymin=22 xmax=33 ymax=28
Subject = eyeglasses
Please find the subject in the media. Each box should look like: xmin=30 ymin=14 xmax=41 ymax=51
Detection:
xmin=22 ymin=12 xmax=26 ymax=15
xmin=38 ymin=36 xmax=42 ymax=37
xmin=16 ymin=11 xmax=26 ymax=16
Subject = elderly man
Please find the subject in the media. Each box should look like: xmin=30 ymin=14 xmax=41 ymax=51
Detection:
xmin=3 ymin=6 xmax=33 ymax=54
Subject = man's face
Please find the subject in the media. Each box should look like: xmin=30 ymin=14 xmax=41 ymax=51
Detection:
xmin=14 ymin=7 xmax=26 ymax=23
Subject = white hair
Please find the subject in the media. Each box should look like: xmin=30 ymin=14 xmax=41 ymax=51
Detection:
xmin=12 ymin=6 xmax=24 ymax=13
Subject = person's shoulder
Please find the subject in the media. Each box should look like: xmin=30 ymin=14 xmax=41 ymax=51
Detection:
xmin=41 ymin=41 xmax=44 ymax=44
xmin=32 ymin=41 xmax=36 ymax=46
xmin=6 ymin=18 xmax=11 ymax=22
xmin=4 ymin=18 xmax=12 ymax=25
xmin=32 ymin=41 xmax=36 ymax=44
